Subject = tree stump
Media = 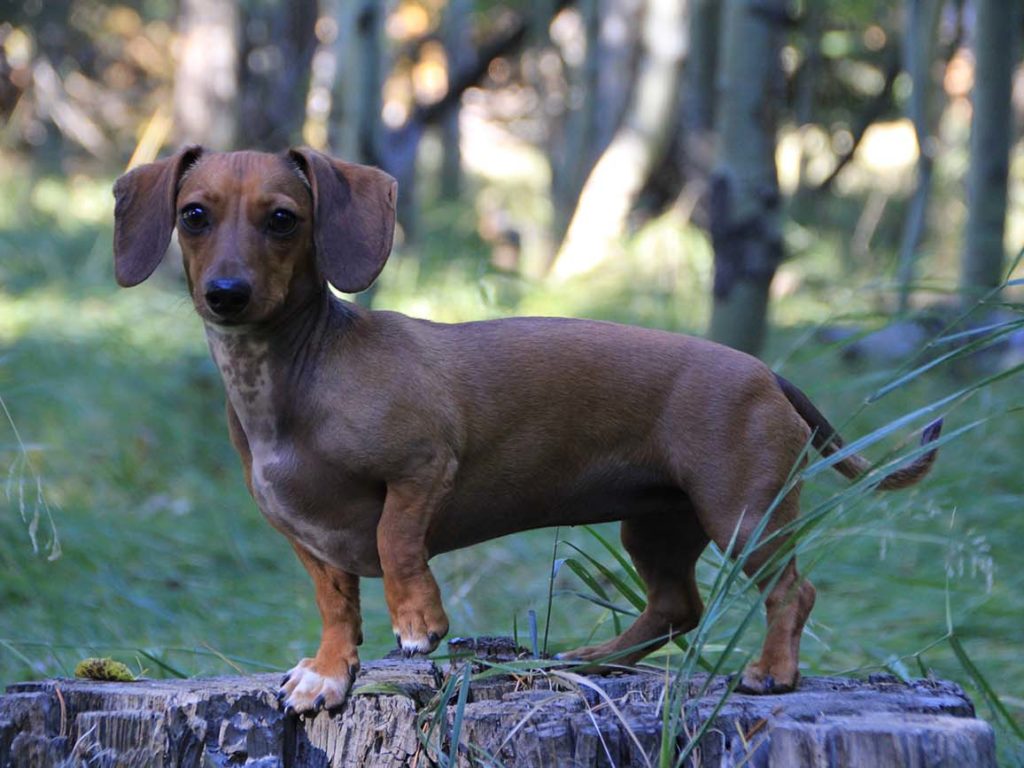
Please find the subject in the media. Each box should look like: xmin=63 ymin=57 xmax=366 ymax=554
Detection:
xmin=0 ymin=637 xmax=995 ymax=767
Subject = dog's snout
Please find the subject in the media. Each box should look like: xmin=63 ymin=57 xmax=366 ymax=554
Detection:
xmin=204 ymin=278 xmax=252 ymax=318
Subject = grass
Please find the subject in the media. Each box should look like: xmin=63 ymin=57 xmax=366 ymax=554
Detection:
xmin=1 ymin=165 xmax=1023 ymax=763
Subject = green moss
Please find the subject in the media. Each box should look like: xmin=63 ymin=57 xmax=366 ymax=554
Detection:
xmin=73 ymin=657 xmax=136 ymax=682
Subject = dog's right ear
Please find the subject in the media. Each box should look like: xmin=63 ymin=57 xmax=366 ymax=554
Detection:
xmin=113 ymin=145 xmax=203 ymax=287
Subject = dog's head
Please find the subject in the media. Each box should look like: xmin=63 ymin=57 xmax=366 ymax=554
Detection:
xmin=113 ymin=147 xmax=397 ymax=326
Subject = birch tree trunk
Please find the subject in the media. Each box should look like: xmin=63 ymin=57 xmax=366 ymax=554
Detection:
xmin=543 ymin=0 xmax=641 ymax=272
xmin=959 ymin=0 xmax=1022 ymax=304
xmin=594 ymin=0 xmax=643 ymax=153
xmin=332 ymin=0 xmax=419 ymax=250
xmin=440 ymin=0 xmax=471 ymax=200
xmin=550 ymin=0 xmax=687 ymax=281
xmin=301 ymin=0 xmax=343 ymax=151
xmin=333 ymin=1 xmax=385 ymax=164
xmin=548 ymin=0 xmax=603 ymax=255
xmin=173 ymin=0 xmax=239 ymax=150
xmin=706 ymin=0 xmax=786 ymax=356
xmin=895 ymin=0 xmax=943 ymax=313
xmin=237 ymin=0 xmax=318 ymax=149
xmin=681 ymin=0 xmax=719 ymax=136
xmin=675 ymin=0 xmax=720 ymax=230
xmin=328 ymin=1 xmax=387 ymax=302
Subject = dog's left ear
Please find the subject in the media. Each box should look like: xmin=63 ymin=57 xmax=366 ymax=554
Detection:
xmin=288 ymin=147 xmax=397 ymax=294
xmin=113 ymin=145 xmax=203 ymax=287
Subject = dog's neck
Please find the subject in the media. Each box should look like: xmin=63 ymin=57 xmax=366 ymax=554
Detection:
xmin=207 ymin=329 xmax=277 ymax=446
xmin=204 ymin=287 xmax=337 ymax=445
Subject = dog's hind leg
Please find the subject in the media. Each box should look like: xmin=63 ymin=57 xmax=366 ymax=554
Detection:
xmin=694 ymin=482 xmax=816 ymax=694
xmin=559 ymin=503 xmax=708 ymax=666
xmin=737 ymin=556 xmax=816 ymax=694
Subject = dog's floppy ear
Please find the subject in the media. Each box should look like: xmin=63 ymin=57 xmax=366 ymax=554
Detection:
xmin=288 ymin=147 xmax=397 ymax=294
xmin=113 ymin=145 xmax=203 ymax=287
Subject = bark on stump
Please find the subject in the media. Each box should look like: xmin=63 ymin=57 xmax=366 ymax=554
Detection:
xmin=0 ymin=637 xmax=995 ymax=767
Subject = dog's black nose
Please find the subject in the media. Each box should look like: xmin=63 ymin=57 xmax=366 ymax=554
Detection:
xmin=204 ymin=278 xmax=252 ymax=318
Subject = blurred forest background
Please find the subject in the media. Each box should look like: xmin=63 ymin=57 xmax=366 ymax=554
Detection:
xmin=1 ymin=0 xmax=1024 ymax=759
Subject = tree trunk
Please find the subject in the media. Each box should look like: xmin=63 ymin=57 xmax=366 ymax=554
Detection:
xmin=237 ymin=0 xmax=318 ymax=150
xmin=173 ymin=0 xmax=239 ymax=150
xmin=706 ymin=0 xmax=786 ymax=356
xmin=681 ymin=0 xmax=719 ymax=136
xmin=550 ymin=0 xmax=687 ymax=281
xmin=332 ymin=0 xmax=384 ymax=164
xmin=674 ymin=0 xmax=720 ymax=231
xmin=895 ymin=0 xmax=943 ymax=313
xmin=959 ymin=0 xmax=1021 ymax=305
xmin=340 ymin=1 xmax=421 ymax=246
xmin=594 ymin=0 xmax=642 ymax=152
xmin=0 ymin=649 xmax=996 ymax=767
xmin=439 ymin=0 xmax=471 ymax=200
xmin=301 ymin=0 xmax=342 ymax=151
xmin=330 ymin=1 xmax=389 ymax=305
xmin=547 ymin=0 xmax=604 ymax=259
xmin=792 ymin=7 xmax=822 ymax=192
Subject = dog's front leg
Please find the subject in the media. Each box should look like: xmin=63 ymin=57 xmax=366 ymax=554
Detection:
xmin=280 ymin=540 xmax=362 ymax=714
xmin=378 ymin=469 xmax=454 ymax=656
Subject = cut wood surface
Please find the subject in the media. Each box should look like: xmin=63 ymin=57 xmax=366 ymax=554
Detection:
xmin=0 ymin=637 xmax=995 ymax=767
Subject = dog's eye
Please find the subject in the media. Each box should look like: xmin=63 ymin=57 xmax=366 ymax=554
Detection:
xmin=179 ymin=204 xmax=210 ymax=233
xmin=267 ymin=209 xmax=297 ymax=236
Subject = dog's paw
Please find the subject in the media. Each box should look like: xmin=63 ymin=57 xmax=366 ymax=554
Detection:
xmin=392 ymin=606 xmax=449 ymax=657
xmin=734 ymin=664 xmax=798 ymax=695
xmin=278 ymin=658 xmax=358 ymax=715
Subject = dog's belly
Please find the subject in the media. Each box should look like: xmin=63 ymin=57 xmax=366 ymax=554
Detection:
xmin=428 ymin=466 xmax=689 ymax=556
xmin=252 ymin=449 xmax=385 ymax=577
xmin=251 ymin=444 xmax=685 ymax=570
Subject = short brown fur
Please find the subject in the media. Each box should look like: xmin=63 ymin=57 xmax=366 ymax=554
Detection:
xmin=113 ymin=148 xmax=941 ymax=713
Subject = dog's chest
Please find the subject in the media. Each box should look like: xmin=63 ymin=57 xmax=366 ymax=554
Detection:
xmin=206 ymin=330 xmax=382 ymax=576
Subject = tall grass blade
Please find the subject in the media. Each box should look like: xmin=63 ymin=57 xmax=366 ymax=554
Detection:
xmin=559 ymin=588 xmax=638 ymax=617
xmin=562 ymin=541 xmax=646 ymax=612
xmin=948 ymin=633 xmax=1024 ymax=742
xmin=583 ymin=525 xmax=645 ymax=591
xmin=0 ymin=393 xmax=60 ymax=560
xmin=659 ymin=659 xmax=674 ymax=768
xmin=552 ymin=670 xmax=654 ymax=768
xmin=528 ymin=610 xmax=539 ymax=658
xmin=448 ymin=664 xmax=472 ymax=764
xmin=562 ymin=555 xmax=628 ymax=631
xmin=417 ymin=669 xmax=460 ymax=763
xmin=0 ymin=638 xmax=39 ymax=671
xmin=135 ymin=649 xmax=187 ymax=679
xmin=870 ymin=324 xmax=1021 ymax=401
xmin=933 ymin=317 xmax=1024 ymax=345
xmin=673 ymin=678 xmax=743 ymax=768
xmin=542 ymin=527 xmax=560 ymax=656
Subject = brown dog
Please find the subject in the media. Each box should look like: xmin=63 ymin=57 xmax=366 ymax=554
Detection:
xmin=113 ymin=147 xmax=941 ymax=714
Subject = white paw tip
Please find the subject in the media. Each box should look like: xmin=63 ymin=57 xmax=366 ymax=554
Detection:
xmin=279 ymin=664 xmax=352 ymax=714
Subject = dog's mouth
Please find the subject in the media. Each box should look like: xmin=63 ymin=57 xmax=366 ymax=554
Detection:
xmin=197 ymin=291 xmax=289 ymax=331
xmin=199 ymin=301 xmax=260 ymax=329
xmin=204 ymin=315 xmax=247 ymax=329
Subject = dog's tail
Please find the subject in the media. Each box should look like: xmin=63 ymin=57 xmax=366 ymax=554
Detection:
xmin=774 ymin=374 xmax=942 ymax=490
